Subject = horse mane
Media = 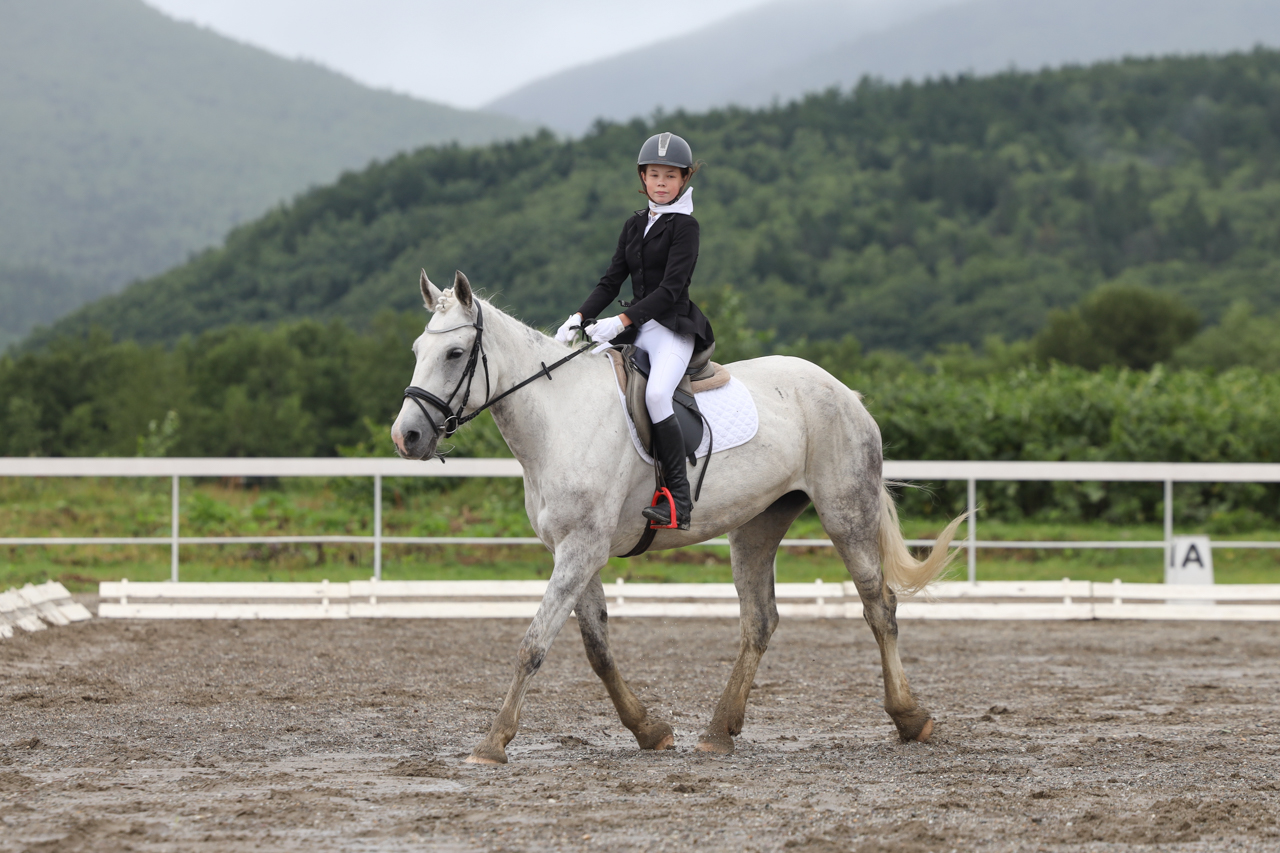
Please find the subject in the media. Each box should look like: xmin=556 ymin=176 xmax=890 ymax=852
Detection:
xmin=431 ymin=286 xmax=557 ymax=349
xmin=434 ymin=288 xmax=458 ymax=315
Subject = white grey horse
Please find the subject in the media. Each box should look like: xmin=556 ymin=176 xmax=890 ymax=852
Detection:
xmin=391 ymin=271 xmax=965 ymax=764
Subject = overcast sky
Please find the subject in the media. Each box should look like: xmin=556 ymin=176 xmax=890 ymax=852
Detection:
xmin=143 ymin=0 xmax=776 ymax=108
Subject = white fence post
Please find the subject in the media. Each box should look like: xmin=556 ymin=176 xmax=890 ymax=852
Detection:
xmin=967 ymin=478 xmax=977 ymax=584
xmin=374 ymin=474 xmax=383 ymax=582
xmin=171 ymin=474 xmax=180 ymax=583
xmin=1164 ymin=479 xmax=1174 ymax=573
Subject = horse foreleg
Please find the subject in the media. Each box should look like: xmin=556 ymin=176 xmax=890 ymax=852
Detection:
xmin=466 ymin=547 xmax=602 ymax=765
xmin=698 ymin=491 xmax=810 ymax=755
xmin=575 ymin=575 xmax=675 ymax=750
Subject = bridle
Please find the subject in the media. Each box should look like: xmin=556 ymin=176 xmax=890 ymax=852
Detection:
xmin=402 ymin=302 xmax=592 ymax=449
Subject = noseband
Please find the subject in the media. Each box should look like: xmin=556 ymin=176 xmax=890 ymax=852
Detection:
xmin=403 ymin=303 xmax=592 ymax=445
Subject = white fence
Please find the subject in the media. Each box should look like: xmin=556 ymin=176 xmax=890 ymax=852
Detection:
xmin=94 ymin=578 xmax=1280 ymax=621
xmin=3 ymin=457 xmax=1280 ymax=583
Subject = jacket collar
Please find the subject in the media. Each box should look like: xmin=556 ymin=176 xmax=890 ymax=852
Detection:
xmin=643 ymin=214 xmax=672 ymax=242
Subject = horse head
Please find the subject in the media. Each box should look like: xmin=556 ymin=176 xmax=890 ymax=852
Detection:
xmin=391 ymin=269 xmax=485 ymax=460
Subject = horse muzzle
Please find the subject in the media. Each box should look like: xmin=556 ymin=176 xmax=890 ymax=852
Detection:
xmin=391 ymin=402 xmax=442 ymax=461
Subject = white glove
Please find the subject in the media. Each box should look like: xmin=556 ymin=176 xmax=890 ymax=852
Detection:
xmin=554 ymin=313 xmax=582 ymax=345
xmin=585 ymin=315 xmax=626 ymax=347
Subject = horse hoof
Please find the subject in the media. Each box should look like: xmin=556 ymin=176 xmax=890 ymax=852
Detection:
xmin=892 ymin=708 xmax=934 ymax=743
xmin=636 ymin=722 xmax=675 ymax=751
xmin=695 ymin=732 xmax=735 ymax=755
xmin=465 ymin=747 xmax=508 ymax=765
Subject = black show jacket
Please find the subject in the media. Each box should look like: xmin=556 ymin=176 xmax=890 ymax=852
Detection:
xmin=577 ymin=210 xmax=714 ymax=350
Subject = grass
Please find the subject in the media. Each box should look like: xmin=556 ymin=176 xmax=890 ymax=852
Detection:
xmin=3 ymin=476 xmax=1278 ymax=592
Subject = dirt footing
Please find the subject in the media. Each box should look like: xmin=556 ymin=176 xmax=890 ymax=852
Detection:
xmin=2 ymin=617 xmax=1278 ymax=851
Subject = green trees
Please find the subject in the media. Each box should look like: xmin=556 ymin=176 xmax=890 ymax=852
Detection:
xmin=1174 ymin=302 xmax=1280 ymax=372
xmin=33 ymin=49 xmax=1280 ymax=356
xmin=1033 ymin=284 xmax=1200 ymax=370
xmin=0 ymin=315 xmax=421 ymax=459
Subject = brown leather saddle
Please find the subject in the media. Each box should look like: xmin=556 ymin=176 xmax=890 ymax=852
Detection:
xmin=604 ymin=342 xmax=729 ymax=461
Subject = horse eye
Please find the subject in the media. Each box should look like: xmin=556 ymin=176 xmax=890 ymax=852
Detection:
xmin=446 ymin=348 xmax=464 ymax=360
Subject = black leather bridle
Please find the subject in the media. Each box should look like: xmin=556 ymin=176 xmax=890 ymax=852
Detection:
xmin=402 ymin=303 xmax=592 ymax=449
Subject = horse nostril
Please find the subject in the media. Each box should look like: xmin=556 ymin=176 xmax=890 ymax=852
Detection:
xmin=405 ymin=430 xmax=421 ymax=446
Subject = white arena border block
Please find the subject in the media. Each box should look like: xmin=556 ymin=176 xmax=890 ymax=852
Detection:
xmin=95 ymin=578 xmax=1280 ymax=621
xmin=0 ymin=581 xmax=93 ymax=639
xmin=98 ymin=579 xmax=350 ymax=620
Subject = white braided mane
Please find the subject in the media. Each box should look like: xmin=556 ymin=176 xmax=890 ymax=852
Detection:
xmin=434 ymin=288 xmax=457 ymax=315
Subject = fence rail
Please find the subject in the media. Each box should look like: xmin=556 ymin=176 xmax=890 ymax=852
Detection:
xmin=93 ymin=578 xmax=1280 ymax=622
xmin=4 ymin=458 xmax=1280 ymax=582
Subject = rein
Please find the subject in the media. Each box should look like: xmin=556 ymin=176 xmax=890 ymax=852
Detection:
xmin=403 ymin=303 xmax=592 ymax=448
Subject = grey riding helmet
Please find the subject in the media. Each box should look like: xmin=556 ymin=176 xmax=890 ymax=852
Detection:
xmin=637 ymin=132 xmax=693 ymax=170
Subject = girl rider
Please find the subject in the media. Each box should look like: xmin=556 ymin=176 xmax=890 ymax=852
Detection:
xmin=554 ymin=132 xmax=714 ymax=531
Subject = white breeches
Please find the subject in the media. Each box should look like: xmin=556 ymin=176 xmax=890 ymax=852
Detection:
xmin=635 ymin=319 xmax=693 ymax=422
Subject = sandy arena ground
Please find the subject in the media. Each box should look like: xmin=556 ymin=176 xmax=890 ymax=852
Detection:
xmin=1 ymin=610 xmax=1277 ymax=852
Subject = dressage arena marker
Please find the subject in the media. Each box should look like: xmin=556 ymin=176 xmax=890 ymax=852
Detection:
xmin=0 ymin=581 xmax=93 ymax=639
xmin=96 ymin=578 xmax=1280 ymax=621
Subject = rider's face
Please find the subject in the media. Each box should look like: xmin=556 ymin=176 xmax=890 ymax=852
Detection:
xmin=641 ymin=165 xmax=686 ymax=205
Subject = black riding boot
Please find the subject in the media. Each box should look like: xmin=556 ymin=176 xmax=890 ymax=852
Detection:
xmin=641 ymin=414 xmax=693 ymax=530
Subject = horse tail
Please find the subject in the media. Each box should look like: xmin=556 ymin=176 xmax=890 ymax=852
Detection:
xmin=877 ymin=482 xmax=968 ymax=597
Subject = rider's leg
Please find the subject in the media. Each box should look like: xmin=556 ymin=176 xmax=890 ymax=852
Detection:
xmin=634 ymin=320 xmax=695 ymax=528
xmin=635 ymin=319 xmax=693 ymax=422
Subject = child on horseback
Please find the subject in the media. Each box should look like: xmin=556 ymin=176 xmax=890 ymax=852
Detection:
xmin=553 ymin=132 xmax=714 ymax=531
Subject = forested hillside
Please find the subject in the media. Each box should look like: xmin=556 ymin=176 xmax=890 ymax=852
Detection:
xmin=36 ymin=49 xmax=1280 ymax=354
xmin=0 ymin=0 xmax=532 ymax=347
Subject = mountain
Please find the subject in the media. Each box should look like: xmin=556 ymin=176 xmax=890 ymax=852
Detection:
xmin=32 ymin=50 xmax=1280 ymax=356
xmin=750 ymin=0 xmax=1280 ymax=105
xmin=0 ymin=0 xmax=533 ymax=347
xmin=486 ymin=0 xmax=1280 ymax=135
xmin=486 ymin=0 xmax=957 ymax=136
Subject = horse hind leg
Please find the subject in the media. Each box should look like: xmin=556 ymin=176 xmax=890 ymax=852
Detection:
xmin=814 ymin=481 xmax=937 ymax=743
xmin=575 ymin=574 xmax=674 ymax=751
xmin=698 ymin=490 xmax=811 ymax=755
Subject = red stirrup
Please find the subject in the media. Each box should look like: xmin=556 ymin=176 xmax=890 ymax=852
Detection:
xmin=649 ymin=487 xmax=678 ymax=530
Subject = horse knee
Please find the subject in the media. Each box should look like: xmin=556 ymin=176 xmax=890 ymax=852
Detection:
xmin=517 ymin=642 xmax=547 ymax=676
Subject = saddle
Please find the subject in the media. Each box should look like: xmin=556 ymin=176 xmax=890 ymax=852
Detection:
xmin=604 ymin=341 xmax=731 ymax=462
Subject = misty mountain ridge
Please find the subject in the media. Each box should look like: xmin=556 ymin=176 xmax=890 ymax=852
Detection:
xmin=0 ymin=0 xmax=533 ymax=347
xmin=488 ymin=0 xmax=1280 ymax=135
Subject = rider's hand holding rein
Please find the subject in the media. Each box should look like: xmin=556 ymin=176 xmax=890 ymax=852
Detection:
xmin=586 ymin=315 xmax=629 ymax=350
xmin=554 ymin=313 xmax=583 ymax=345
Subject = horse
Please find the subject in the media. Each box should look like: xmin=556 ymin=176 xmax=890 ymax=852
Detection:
xmin=391 ymin=270 xmax=965 ymax=764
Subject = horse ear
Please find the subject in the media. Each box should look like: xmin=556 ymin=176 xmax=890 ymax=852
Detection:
xmin=420 ymin=269 xmax=443 ymax=311
xmin=453 ymin=270 xmax=473 ymax=309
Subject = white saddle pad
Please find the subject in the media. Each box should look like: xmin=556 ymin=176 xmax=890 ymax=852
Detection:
xmin=612 ymin=369 xmax=759 ymax=465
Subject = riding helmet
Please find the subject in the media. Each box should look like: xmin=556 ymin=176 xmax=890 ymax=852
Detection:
xmin=637 ymin=132 xmax=693 ymax=169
